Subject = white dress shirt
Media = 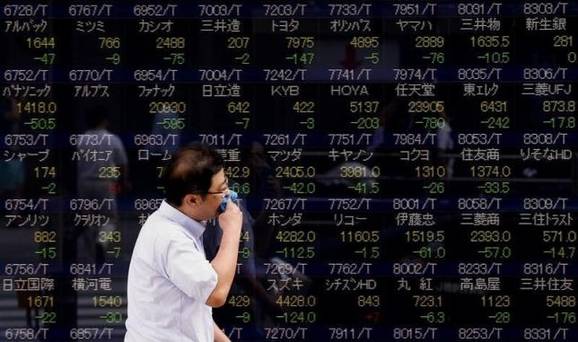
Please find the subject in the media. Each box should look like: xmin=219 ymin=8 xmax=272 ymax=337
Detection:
xmin=77 ymin=128 xmax=128 ymax=182
xmin=125 ymin=201 xmax=218 ymax=342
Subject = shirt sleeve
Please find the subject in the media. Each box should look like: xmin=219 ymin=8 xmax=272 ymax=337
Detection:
xmin=164 ymin=238 xmax=218 ymax=304
xmin=111 ymin=135 xmax=128 ymax=166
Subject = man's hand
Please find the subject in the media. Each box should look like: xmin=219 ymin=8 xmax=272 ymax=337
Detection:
xmin=218 ymin=200 xmax=242 ymax=235
xmin=206 ymin=200 xmax=243 ymax=307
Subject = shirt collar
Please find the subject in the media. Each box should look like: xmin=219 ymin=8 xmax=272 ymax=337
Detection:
xmin=157 ymin=200 xmax=206 ymax=241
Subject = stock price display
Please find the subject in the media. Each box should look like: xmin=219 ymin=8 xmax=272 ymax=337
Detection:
xmin=1 ymin=1 xmax=577 ymax=341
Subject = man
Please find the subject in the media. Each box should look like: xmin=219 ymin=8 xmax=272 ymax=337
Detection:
xmin=125 ymin=144 xmax=243 ymax=342
xmin=76 ymin=106 xmax=129 ymax=264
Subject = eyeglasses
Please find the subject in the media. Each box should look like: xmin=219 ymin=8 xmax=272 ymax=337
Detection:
xmin=205 ymin=189 xmax=228 ymax=195
xmin=204 ymin=177 xmax=229 ymax=195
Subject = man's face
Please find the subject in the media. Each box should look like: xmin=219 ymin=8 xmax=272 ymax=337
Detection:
xmin=196 ymin=168 xmax=229 ymax=220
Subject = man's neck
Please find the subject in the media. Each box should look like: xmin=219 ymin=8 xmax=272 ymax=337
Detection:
xmin=174 ymin=203 xmax=203 ymax=223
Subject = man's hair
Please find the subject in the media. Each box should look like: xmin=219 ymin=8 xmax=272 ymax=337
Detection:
xmin=85 ymin=105 xmax=109 ymax=129
xmin=164 ymin=144 xmax=224 ymax=206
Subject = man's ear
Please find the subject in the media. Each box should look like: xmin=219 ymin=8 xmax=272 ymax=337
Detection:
xmin=184 ymin=193 xmax=202 ymax=207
